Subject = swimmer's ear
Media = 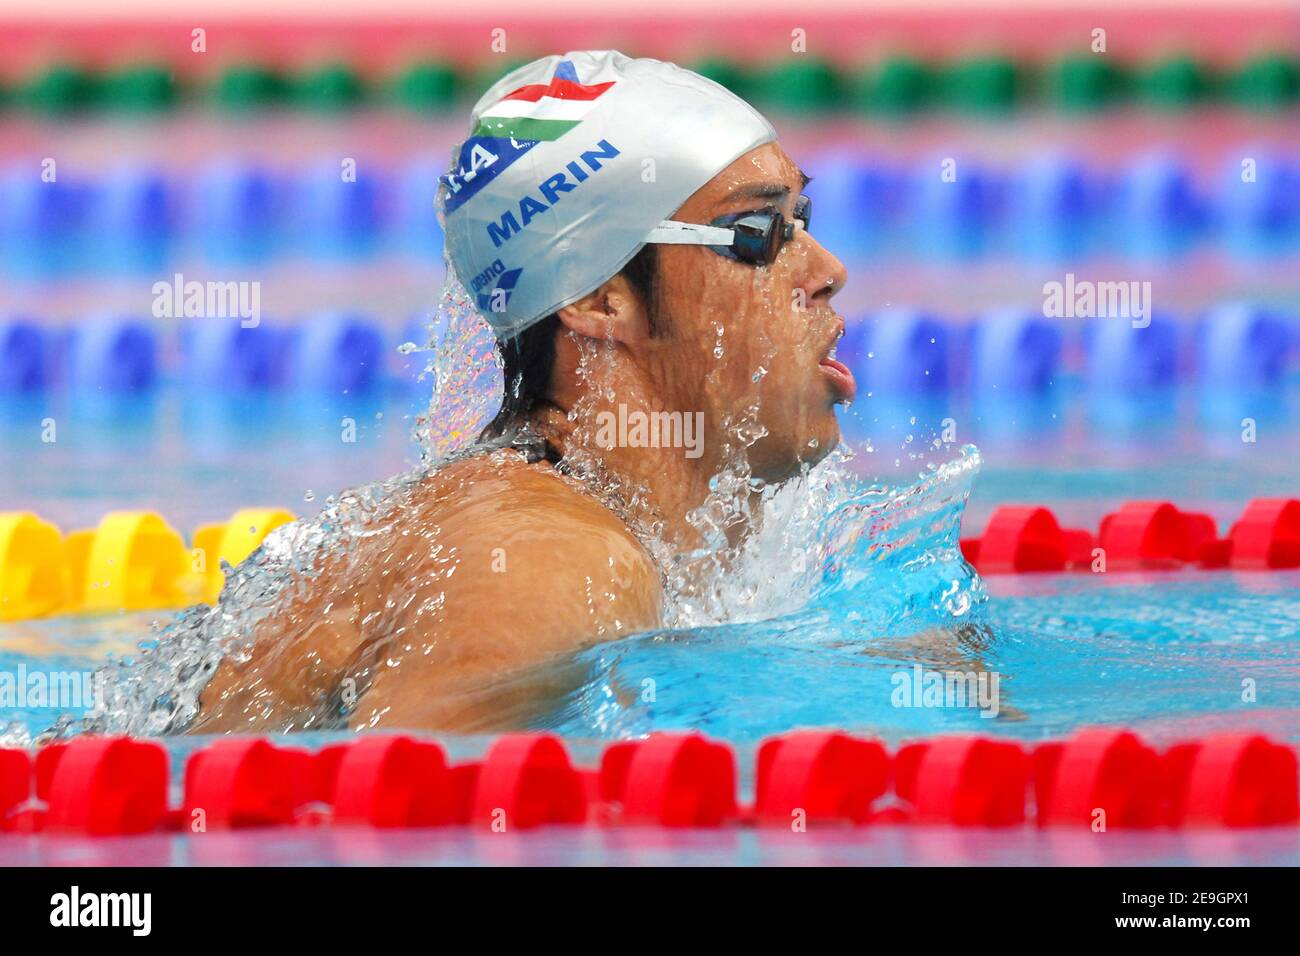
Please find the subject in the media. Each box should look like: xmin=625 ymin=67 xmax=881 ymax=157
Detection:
xmin=554 ymin=274 xmax=649 ymax=346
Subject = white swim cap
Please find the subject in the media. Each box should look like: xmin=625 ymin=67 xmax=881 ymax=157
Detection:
xmin=439 ymin=50 xmax=777 ymax=339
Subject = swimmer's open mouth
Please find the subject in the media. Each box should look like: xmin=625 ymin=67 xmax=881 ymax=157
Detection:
xmin=819 ymin=321 xmax=856 ymax=404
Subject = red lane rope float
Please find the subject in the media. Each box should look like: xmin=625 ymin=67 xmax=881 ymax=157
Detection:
xmin=183 ymin=738 xmax=317 ymax=829
xmin=1098 ymin=502 xmax=1219 ymax=569
xmin=1229 ymin=499 xmax=1300 ymax=570
xmin=0 ymin=749 xmax=29 ymax=820
xmin=754 ymin=731 xmax=889 ymax=825
xmin=894 ymin=736 xmax=1030 ymax=826
xmin=470 ymin=733 xmax=586 ymax=830
xmin=2 ymin=728 xmax=1296 ymax=836
xmin=963 ymin=496 xmax=1300 ymax=574
xmin=1162 ymin=733 xmax=1299 ymax=827
xmin=603 ymin=733 xmax=737 ymax=827
xmin=959 ymin=506 xmax=1093 ymax=573
xmin=1034 ymin=728 xmax=1164 ymax=828
xmin=331 ymin=736 xmax=458 ymax=828
xmin=45 ymin=737 xmax=168 ymax=835
xmin=34 ymin=743 xmax=65 ymax=802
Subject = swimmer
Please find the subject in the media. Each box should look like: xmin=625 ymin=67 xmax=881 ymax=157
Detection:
xmin=194 ymin=51 xmax=851 ymax=732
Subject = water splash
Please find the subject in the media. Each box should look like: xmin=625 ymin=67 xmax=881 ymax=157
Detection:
xmin=677 ymin=442 xmax=984 ymax=631
xmin=556 ymin=444 xmax=985 ymax=740
xmin=410 ymin=278 xmax=501 ymax=464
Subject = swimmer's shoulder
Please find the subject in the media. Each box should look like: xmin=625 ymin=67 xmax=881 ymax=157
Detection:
xmin=409 ymin=449 xmax=663 ymax=622
xmin=413 ymin=448 xmax=623 ymax=527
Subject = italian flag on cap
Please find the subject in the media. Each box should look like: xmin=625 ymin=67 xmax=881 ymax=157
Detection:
xmin=472 ymin=59 xmax=616 ymax=142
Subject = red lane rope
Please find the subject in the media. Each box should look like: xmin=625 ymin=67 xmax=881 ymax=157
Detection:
xmin=2 ymin=728 xmax=1296 ymax=835
xmin=961 ymin=497 xmax=1300 ymax=574
xmin=0 ymin=11 xmax=1288 ymax=74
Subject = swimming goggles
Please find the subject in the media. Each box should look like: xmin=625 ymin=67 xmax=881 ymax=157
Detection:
xmin=643 ymin=195 xmax=812 ymax=266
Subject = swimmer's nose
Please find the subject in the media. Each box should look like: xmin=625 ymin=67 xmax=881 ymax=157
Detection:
xmin=797 ymin=234 xmax=848 ymax=305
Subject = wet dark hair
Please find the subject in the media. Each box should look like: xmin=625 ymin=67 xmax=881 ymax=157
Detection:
xmin=479 ymin=243 xmax=661 ymax=442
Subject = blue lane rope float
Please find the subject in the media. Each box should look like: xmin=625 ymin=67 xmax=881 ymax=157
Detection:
xmin=1082 ymin=312 xmax=1181 ymax=392
xmin=67 ymin=316 xmax=158 ymax=395
xmin=1 ymin=305 xmax=1294 ymax=398
xmin=967 ymin=310 xmax=1063 ymax=394
xmin=2 ymin=152 xmax=1299 ymax=279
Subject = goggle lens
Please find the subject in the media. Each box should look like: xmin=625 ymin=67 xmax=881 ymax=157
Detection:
xmin=709 ymin=196 xmax=812 ymax=265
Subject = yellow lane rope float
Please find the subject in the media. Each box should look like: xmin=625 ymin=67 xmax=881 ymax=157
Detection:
xmin=0 ymin=508 xmax=294 ymax=620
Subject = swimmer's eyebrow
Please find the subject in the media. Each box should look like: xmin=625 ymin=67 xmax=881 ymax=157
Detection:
xmin=721 ymin=171 xmax=811 ymax=204
xmin=722 ymin=182 xmax=790 ymax=203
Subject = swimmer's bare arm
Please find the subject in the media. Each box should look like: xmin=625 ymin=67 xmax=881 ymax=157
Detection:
xmin=194 ymin=462 xmax=663 ymax=733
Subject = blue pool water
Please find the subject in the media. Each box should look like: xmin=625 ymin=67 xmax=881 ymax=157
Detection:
xmin=1 ymin=382 xmax=1297 ymax=747
xmin=551 ymin=570 xmax=1300 ymax=744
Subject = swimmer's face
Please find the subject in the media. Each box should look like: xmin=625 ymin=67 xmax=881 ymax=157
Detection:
xmin=645 ymin=142 xmax=850 ymax=482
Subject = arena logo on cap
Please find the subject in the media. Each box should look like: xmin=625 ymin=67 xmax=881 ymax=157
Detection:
xmin=472 ymin=261 xmax=525 ymax=313
xmin=442 ymin=60 xmax=616 ymax=215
